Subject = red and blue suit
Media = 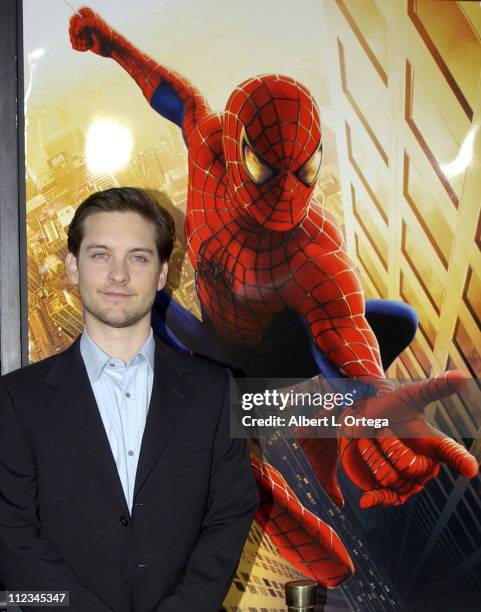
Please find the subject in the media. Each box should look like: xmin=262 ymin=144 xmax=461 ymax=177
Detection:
xmin=70 ymin=8 xmax=478 ymax=587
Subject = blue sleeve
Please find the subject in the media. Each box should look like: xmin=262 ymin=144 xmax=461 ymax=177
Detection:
xmin=150 ymin=82 xmax=185 ymax=128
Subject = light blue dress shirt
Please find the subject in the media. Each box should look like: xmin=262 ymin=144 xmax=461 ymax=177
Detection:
xmin=80 ymin=330 xmax=155 ymax=513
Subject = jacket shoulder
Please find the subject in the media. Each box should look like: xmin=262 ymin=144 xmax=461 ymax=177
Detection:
xmin=1 ymin=346 xmax=70 ymax=390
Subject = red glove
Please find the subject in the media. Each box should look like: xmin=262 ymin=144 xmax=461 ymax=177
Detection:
xmin=339 ymin=371 xmax=479 ymax=508
xmin=69 ymin=6 xmax=114 ymax=57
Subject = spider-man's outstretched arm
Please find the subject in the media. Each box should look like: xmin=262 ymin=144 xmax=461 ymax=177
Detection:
xmin=69 ymin=7 xmax=210 ymax=142
xmin=283 ymin=246 xmax=478 ymax=508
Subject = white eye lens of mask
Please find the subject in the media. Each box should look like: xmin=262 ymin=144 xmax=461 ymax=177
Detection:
xmin=297 ymin=146 xmax=322 ymax=186
xmin=242 ymin=142 xmax=275 ymax=185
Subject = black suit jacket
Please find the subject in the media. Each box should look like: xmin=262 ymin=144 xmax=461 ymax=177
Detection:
xmin=0 ymin=336 xmax=258 ymax=612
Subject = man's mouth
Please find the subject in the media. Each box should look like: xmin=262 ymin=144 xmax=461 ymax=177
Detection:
xmin=100 ymin=290 xmax=133 ymax=299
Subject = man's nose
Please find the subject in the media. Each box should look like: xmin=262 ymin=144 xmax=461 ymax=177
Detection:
xmin=108 ymin=259 xmax=130 ymax=284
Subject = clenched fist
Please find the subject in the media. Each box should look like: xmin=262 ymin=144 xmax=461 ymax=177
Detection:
xmin=69 ymin=6 xmax=114 ymax=57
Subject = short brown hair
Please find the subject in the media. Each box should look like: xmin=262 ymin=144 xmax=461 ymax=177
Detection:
xmin=67 ymin=187 xmax=175 ymax=262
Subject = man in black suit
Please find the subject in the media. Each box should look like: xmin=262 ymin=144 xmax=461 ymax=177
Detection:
xmin=0 ymin=187 xmax=258 ymax=611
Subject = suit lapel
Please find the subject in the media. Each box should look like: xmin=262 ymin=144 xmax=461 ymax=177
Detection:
xmin=45 ymin=338 xmax=130 ymax=515
xmin=133 ymin=337 xmax=192 ymax=499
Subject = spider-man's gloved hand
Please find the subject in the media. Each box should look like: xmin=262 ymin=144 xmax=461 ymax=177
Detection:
xmin=339 ymin=371 xmax=479 ymax=508
xmin=69 ymin=6 xmax=114 ymax=57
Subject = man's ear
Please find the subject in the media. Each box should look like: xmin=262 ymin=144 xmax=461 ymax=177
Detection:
xmin=65 ymin=252 xmax=79 ymax=285
xmin=157 ymin=261 xmax=168 ymax=291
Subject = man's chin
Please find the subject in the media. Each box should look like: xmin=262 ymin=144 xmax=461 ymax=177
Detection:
xmin=85 ymin=306 xmax=149 ymax=330
xmin=100 ymin=318 xmax=138 ymax=329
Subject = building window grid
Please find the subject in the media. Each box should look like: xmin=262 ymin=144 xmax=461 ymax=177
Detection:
xmin=329 ymin=0 xmax=481 ymax=607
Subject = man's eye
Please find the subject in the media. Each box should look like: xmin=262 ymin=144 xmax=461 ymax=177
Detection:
xmin=296 ymin=146 xmax=322 ymax=187
xmin=131 ymin=255 xmax=147 ymax=263
xmin=92 ymin=252 xmax=107 ymax=260
xmin=243 ymin=144 xmax=275 ymax=185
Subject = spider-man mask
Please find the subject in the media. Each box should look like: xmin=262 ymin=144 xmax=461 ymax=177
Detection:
xmin=223 ymin=74 xmax=322 ymax=231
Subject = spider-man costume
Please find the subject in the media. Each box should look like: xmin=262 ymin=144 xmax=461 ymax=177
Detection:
xmin=69 ymin=8 xmax=478 ymax=587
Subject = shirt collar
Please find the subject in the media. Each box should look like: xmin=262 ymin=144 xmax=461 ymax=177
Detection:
xmin=80 ymin=329 xmax=155 ymax=383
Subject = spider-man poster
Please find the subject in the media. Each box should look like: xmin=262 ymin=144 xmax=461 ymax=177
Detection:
xmin=23 ymin=1 xmax=481 ymax=610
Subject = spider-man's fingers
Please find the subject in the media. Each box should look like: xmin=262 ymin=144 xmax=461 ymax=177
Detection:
xmin=69 ymin=8 xmax=95 ymax=50
xmin=417 ymin=462 xmax=441 ymax=485
xmin=434 ymin=437 xmax=479 ymax=478
xmin=376 ymin=434 xmax=437 ymax=480
xmin=357 ymin=438 xmax=403 ymax=489
xmin=359 ymin=485 xmax=423 ymax=509
xmin=339 ymin=437 xmax=379 ymax=491
xmin=69 ymin=7 xmax=112 ymax=57
xmin=358 ymin=436 xmax=436 ymax=488
xmin=407 ymin=435 xmax=478 ymax=478
xmin=393 ymin=370 xmax=468 ymax=412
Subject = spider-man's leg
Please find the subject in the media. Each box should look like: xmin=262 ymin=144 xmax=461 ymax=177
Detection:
xmin=252 ymin=455 xmax=354 ymax=586
xmin=303 ymin=299 xmax=418 ymax=379
xmin=152 ymin=293 xmax=323 ymax=377
xmin=153 ymin=292 xmax=418 ymax=378
xmin=152 ymin=290 xmax=260 ymax=375
xmin=364 ymin=299 xmax=418 ymax=370
xmin=152 ymin=290 xmax=228 ymax=358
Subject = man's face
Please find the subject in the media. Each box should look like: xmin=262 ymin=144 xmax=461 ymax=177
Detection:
xmin=66 ymin=211 xmax=167 ymax=330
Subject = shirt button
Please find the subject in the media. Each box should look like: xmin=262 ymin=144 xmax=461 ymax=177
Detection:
xmin=109 ymin=362 xmax=115 ymax=367
xmin=128 ymin=450 xmax=135 ymax=457
xmin=125 ymin=392 xmax=131 ymax=398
